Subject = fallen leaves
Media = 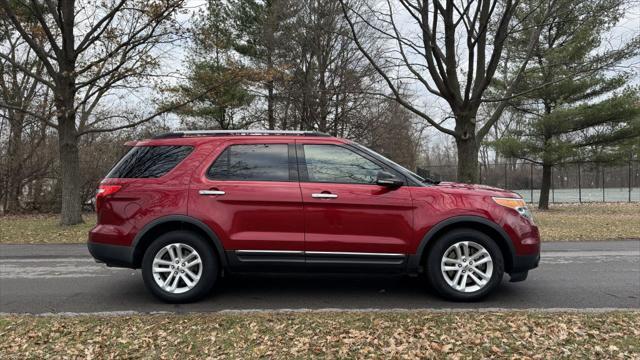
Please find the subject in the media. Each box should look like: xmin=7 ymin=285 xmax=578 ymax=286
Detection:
xmin=0 ymin=311 xmax=638 ymax=359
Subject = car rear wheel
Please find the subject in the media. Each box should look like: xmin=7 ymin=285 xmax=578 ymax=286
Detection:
xmin=142 ymin=230 xmax=217 ymax=303
xmin=425 ymin=229 xmax=504 ymax=301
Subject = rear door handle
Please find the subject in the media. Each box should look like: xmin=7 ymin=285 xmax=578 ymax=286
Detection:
xmin=199 ymin=189 xmax=225 ymax=196
xmin=312 ymin=193 xmax=337 ymax=199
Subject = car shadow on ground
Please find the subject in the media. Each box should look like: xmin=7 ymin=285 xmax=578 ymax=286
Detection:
xmin=99 ymin=272 xmax=528 ymax=312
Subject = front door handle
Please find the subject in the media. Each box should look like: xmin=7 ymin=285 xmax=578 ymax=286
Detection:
xmin=199 ymin=189 xmax=225 ymax=196
xmin=312 ymin=193 xmax=338 ymax=199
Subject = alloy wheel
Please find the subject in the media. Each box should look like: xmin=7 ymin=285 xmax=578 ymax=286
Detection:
xmin=152 ymin=243 xmax=203 ymax=294
xmin=440 ymin=241 xmax=493 ymax=293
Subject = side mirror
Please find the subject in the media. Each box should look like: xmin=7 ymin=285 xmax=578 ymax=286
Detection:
xmin=376 ymin=171 xmax=404 ymax=187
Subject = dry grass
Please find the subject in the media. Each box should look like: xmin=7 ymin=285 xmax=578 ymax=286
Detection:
xmin=0 ymin=311 xmax=638 ymax=359
xmin=532 ymin=203 xmax=640 ymax=241
xmin=1 ymin=203 xmax=638 ymax=244
xmin=0 ymin=214 xmax=95 ymax=244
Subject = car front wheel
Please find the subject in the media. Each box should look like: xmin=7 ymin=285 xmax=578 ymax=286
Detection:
xmin=142 ymin=230 xmax=218 ymax=303
xmin=426 ymin=229 xmax=504 ymax=301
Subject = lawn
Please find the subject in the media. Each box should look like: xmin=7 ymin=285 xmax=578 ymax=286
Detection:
xmin=0 ymin=203 xmax=638 ymax=244
xmin=0 ymin=214 xmax=95 ymax=244
xmin=532 ymin=203 xmax=640 ymax=241
xmin=0 ymin=311 xmax=638 ymax=359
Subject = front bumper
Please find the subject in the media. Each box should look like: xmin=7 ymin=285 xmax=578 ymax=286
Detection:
xmin=512 ymin=253 xmax=540 ymax=272
xmin=508 ymin=253 xmax=540 ymax=282
xmin=87 ymin=242 xmax=135 ymax=268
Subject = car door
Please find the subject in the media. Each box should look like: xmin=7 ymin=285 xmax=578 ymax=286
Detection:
xmin=297 ymin=140 xmax=414 ymax=270
xmin=189 ymin=139 xmax=305 ymax=270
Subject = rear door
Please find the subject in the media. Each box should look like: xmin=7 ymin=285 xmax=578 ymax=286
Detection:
xmin=297 ymin=140 xmax=414 ymax=271
xmin=189 ymin=139 xmax=304 ymax=270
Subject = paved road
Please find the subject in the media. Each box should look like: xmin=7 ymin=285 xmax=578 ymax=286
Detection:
xmin=1 ymin=241 xmax=638 ymax=314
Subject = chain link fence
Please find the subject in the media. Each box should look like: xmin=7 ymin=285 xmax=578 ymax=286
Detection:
xmin=418 ymin=161 xmax=640 ymax=204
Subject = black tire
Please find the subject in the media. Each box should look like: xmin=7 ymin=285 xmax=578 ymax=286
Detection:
xmin=141 ymin=230 xmax=218 ymax=303
xmin=425 ymin=229 xmax=504 ymax=301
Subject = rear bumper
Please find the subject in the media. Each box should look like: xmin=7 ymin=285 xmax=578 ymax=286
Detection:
xmin=87 ymin=242 xmax=135 ymax=268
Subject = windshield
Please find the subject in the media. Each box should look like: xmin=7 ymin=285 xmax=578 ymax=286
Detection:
xmin=351 ymin=142 xmax=431 ymax=185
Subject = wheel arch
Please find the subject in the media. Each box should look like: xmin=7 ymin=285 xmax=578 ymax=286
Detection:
xmin=131 ymin=215 xmax=227 ymax=269
xmin=408 ymin=216 xmax=516 ymax=273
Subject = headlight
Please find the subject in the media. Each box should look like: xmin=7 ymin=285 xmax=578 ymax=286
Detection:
xmin=492 ymin=197 xmax=534 ymax=222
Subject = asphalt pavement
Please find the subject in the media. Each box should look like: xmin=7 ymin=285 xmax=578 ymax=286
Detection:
xmin=0 ymin=241 xmax=638 ymax=314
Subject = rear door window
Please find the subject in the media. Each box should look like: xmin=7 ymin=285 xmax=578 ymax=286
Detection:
xmin=207 ymin=144 xmax=290 ymax=181
xmin=106 ymin=145 xmax=193 ymax=178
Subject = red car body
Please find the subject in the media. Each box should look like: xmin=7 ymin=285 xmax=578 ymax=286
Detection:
xmin=89 ymin=133 xmax=539 ymax=283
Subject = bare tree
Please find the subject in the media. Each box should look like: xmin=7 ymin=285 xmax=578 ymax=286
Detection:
xmin=0 ymin=0 xmax=185 ymax=224
xmin=0 ymin=17 xmax=52 ymax=213
xmin=365 ymin=96 xmax=425 ymax=169
xmin=278 ymin=0 xmax=382 ymax=135
xmin=340 ymin=0 xmax=555 ymax=182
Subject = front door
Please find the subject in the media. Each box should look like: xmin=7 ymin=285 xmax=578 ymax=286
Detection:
xmin=189 ymin=140 xmax=304 ymax=269
xmin=297 ymin=141 xmax=414 ymax=270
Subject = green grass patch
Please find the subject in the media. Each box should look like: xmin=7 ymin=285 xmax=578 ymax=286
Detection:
xmin=0 ymin=214 xmax=95 ymax=244
xmin=0 ymin=311 xmax=638 ymax=359
xmin=532 ymin=203 xmax=640 ymax=241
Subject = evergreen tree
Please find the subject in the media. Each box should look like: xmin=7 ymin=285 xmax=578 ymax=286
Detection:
xmin=227 ymin=0 xmax=297 ymax=130
xmin=492 ymin=0 xmax=640 ymax=209
xmin=167 ymin=0 xmax=255 ymax=129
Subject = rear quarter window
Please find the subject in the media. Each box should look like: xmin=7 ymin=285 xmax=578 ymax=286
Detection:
xmin=106 ymin=145 xmax=193 ymax=178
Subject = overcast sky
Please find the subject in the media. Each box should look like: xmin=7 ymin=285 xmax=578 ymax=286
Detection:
xmin=157 ymin=0 xmax=639 ymax=146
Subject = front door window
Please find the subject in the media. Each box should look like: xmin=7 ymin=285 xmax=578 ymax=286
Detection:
xmin=303 ymin=144 xmax=383 ymax=184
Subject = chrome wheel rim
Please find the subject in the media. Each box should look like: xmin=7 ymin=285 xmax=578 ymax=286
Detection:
xmin=441 ymin=241 xmax=493 ymax=293
xmin=152 ymin=243 xmax=202 ymax=294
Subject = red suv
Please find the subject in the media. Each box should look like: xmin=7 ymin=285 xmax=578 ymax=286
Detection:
xmin=89 ymin=130 xmax=540 ymax=302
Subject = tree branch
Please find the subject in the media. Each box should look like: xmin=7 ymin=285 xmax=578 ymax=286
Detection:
xmin=339 ymin=0 xmax=457 ymax=137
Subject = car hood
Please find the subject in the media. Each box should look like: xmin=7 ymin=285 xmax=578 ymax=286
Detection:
xmin=432 ymin=181 xmax=521 ymax=198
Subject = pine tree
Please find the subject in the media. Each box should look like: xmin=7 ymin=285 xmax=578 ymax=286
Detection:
xmin=227 ymin=0 xmax=297 ymax=130
xmin=492 ymin=0 xmax=640 ymax=209
xmin=166 ymin=0 xmax=255 ymax=129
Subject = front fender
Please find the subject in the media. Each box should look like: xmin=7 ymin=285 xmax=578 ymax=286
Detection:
xmin=407 ymin=215 xmax=516 ymax=273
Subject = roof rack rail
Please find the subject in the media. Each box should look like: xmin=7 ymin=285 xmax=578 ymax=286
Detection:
xmin=153 ymin=130 xmax=331 ymax=139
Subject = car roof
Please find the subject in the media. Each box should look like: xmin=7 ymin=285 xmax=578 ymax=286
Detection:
xmin=127 ymin=130 xmax=341 ymax=146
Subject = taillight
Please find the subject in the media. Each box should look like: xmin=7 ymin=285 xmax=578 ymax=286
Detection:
xmin=96 ymin=185 xmax=122 ymax=211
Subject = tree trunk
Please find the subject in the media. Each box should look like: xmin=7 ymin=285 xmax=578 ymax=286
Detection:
xmin=266 ymin=53 xmax=275 ymax=129
xmin=32 ymin=178 xmax=44 ymax=211
xmin=265 ymin=5 xmax=276 ymax=131
xmin=56 ymin=86 xmax=83 ymax=225
xmin=455 ymin=137 xmax=479 ymax=183
xmin=455 ymin=118 xmax=479 ymax=183
xmin=267 ymin=79 xmax=275 ymax=130
xmin=538 ymin=163 xmax=552 ymax=210
xmin=4 ymin=119 xmax=24 ymax=213
xmin=332 ymin=91 xmax=339 ymax=136
xmin=318 ymin=69 xmax=328 ymax=132
xmin=538 ymin=116 xmax=553 ymax=210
